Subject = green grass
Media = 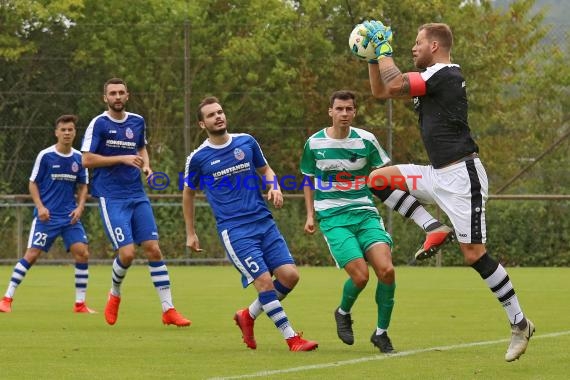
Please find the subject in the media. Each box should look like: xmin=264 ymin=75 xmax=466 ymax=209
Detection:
xmin=0 ymin=266 xmax=568 ymax=379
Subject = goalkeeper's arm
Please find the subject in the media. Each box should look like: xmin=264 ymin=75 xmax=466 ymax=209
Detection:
xmin=369 ymin=57 xmax=426 ymax=99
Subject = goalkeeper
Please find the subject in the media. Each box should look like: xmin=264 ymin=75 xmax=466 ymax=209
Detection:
xmin=360 ymin=20 xmax=534 ymax=362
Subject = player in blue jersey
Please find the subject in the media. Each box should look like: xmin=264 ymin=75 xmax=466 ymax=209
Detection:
xmin=361 ymin=21 xmax=534 ymax=361
xmin=81 ymin=78 xmax=190 ymax=327
xmin=182 ymin=96 xmax=318 ymax=351
xmin=0 ymin=115 xmax=95 ymax=314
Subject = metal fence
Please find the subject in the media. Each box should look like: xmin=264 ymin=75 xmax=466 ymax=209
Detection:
xmin=1 ymin=17 xmax=568 ymax=266
xmin=1 ymin=194 xmax=569 ymax=267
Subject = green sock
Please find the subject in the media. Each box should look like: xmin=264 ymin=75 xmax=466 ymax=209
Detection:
xmin=376 ymin=281 xmax=396 ymax=329
xmin=340 ymin=278 xmax=364 ymax=312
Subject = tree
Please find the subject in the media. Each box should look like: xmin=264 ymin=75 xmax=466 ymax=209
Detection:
xmin=0 ymin=0 xmax=84 ymax=192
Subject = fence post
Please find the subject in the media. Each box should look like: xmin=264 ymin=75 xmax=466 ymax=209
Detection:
xmin=16 ymin=203 xmax=23 ymax=259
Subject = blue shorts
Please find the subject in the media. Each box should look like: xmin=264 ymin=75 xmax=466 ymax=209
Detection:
xmin=27 ymin=215 xmax=88 ymax=252
xmin=97 ymin=196 xmax=159 ymax=250
xmin=219 ymin=217 xmax=295 ymax=288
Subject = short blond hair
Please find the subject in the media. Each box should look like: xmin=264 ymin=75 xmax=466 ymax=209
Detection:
xmin=419 ymin=23 xmax=453 ymax=51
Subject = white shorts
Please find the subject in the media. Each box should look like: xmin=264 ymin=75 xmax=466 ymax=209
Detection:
xmin=398 ymin=158 xmax=488 ymax=244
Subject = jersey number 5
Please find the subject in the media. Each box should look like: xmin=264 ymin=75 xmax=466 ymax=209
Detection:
xmin=245 ymin=257 xmax=260 ymax=273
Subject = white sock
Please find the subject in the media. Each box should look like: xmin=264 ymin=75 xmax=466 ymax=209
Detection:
xmin=148 ymin=261 xmax=173 ymax=312
xmin=482 ymin=263 xmax=524 ymax=325
xmin=384 ymin=190 xmax=437 ymax=230
xmin=75 ymin=262 xmax=88 ymax=303
xmin=376 ymin=327 xmax=387 ymax=336
xmin=110 ymin=257 xmax=129 ymax=296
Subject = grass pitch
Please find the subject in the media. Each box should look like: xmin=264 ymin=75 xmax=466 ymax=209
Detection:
xmin=0 ymin=265 xmax=568 ymax=379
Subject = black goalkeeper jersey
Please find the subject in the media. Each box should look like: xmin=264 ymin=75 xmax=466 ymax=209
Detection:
xmin=412 ymin=63 xmax=479 ymax=168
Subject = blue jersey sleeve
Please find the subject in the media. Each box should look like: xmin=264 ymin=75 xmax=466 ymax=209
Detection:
xmin=29 ymin=150 xmax=48 ymax=184
xmin=75 ymin=152 xmax=88 ymax=185
xmin=184 ymin=153 xmax=202 ymax=189
xmin=138 ymin=121 xmax=147 ymax=149
xmin=78 ymin=167 xmax=88 ymax=184
xmin=249 ymin=135 xmax=268 ymax=169
xmin=81 ymin=117 xmax=102 ymax=153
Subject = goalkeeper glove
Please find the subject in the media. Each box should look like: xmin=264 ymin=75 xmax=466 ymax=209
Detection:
xmin=360 ymin=20 xmax=393 ymax=59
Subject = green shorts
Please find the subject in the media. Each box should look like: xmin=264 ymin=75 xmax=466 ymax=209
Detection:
xmin=321 ymin=213 xmax=393 ymax=269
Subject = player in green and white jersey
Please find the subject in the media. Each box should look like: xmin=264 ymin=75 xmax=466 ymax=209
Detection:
xmin=301 ymin=90 xmax=396 ymax=353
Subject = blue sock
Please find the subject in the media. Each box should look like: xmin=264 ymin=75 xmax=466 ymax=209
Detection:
xmin=259 ymin=290 xmax=295 ymax=339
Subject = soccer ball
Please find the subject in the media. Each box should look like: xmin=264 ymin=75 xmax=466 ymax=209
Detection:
xmin=348 ymin=24 xmax=376 ymax=61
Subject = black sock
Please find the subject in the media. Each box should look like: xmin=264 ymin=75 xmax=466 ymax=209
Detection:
xmin=425 ymin=221 xmax=443 ymax=232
